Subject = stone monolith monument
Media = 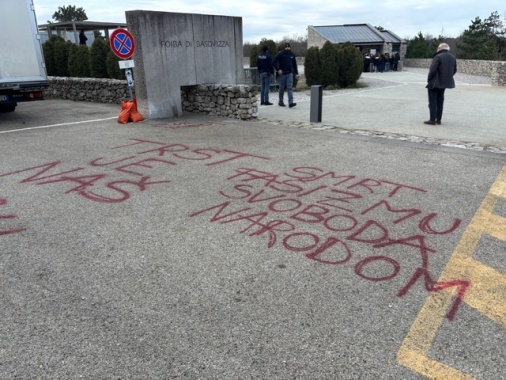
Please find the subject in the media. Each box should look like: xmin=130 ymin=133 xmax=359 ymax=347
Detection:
xmin=125 ymin=11 xmax=244 ymax=119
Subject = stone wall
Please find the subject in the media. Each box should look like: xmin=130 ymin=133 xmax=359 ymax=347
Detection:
xmin=45 ymin=77 xmax=260 ymax=120
xmin=181 ymin=84 xmax=259 ymax=120
xmin=403 ymin=58 xmax=506 ymax=85
xmin=45 ymin=77 xmax=132 ymax=103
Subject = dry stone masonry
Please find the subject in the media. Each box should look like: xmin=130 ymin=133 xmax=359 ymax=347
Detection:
xmin=45 ymin=77 xmax=260 ymax=120
xmin=45 ymin=77 xmax=132 ymax=103
xmin=403 ymin=59 xmax=506 ymax=86
xmin=181 ymin=84 xmax=259 ymax=120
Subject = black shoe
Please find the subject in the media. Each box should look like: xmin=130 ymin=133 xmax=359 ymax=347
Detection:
xmin=423 ymin=120 xmax=436 ymax=125
xmin=289 ymin=103 xmax=297 ymax=108
xmin=265 ymin=102 xmax=273 ymax=106
xmin=278 ymin=103 xmax=286 ymax=107
xmin=260 ymin=101 xmax=265 ymax=105
xmin=436 ymin=120 xmax=441 ymax=125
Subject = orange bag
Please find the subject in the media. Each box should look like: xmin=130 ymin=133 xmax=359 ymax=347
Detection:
xmin=118 ymin=100 xmax=134 ymax=124
xmin=129 ymin=98 xmax=144 ymax=122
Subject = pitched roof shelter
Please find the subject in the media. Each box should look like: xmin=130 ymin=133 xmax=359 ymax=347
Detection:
xmin=308 ymin=23 xmax=407 ymax=56
xmin=38 ymin=20 xmax=128 ymax=43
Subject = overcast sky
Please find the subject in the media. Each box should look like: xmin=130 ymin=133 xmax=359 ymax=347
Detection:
xmin=34 ymin=0 xmax=505 ymax=43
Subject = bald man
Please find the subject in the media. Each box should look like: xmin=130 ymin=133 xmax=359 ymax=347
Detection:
xmin=424 ymin=43 xmax=457 ymax=125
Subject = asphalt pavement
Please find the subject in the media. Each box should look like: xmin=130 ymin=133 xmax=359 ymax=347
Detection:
xmin=0 ymin=78 xmax=505 ymax=380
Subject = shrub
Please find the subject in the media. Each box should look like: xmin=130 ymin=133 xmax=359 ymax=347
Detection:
xmin=106 ymin=51 xmax=124 ymax=79
xmin=42 ymin=35 xmax=66 ymax=76
xmin=304 ymin=46 xmax=322 ymax=86
xmin=320 ymin=41 xmax=339 ymax=87
xmin=53 ymin=40 xmax=72 ymax=77
xmin=68 ymin=44 xmax=91 ymax=77
xmin=337 ymin=42 xmax=363 ymax=87
xmin=42 ymin=41 xmax=56 ymax=76
xmin=90 ymin=38 xmax=109 ymax=78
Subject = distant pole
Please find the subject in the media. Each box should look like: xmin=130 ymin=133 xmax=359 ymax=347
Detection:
xmin=310 ymin=85 xmax=322 ymax=123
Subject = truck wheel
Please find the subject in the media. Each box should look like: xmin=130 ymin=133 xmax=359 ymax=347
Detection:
xmin=0 ymin=104 xmax=16 ymax=112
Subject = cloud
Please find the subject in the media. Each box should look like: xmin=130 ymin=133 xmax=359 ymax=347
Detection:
xmin=34 ymin=0 xmax=506 ymax=42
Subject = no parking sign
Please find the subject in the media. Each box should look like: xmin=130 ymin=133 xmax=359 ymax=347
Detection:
xmin=110 ymin=29 xmax=135 ymax=59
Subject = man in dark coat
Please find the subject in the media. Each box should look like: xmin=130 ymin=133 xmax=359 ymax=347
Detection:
xmin=424 ymin=43 xmax=457 ymax=125
xmin=256 ymin=45 xmax=274 ymax=105
xmin=272 ymin=42 xmax=300 ymax=107
xmin=79 ymin=30 xmax=88 ymax=45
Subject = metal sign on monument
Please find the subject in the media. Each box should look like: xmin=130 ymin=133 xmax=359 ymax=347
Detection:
xmin=110 ymin=29 xmax=135 ymax=59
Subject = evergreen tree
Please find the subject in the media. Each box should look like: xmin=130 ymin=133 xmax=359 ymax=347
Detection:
xmin=53 ymin=40 xmax=72 ymax=76
xmin=304 ymin=46 xmax=322 ymax=86
xmin=485 ymin=11 xmax=505 ymax=36
xmin=249 ymin=45 xmax=259 ymax=67
xmin=457 ymin=16 xmax=499 ymax=60
xmin=259 ymin=39 xmax=277 ymax=57
xmin=106 ymin=51 xmax=123 ymax=79
xmin=52 ymin=5 xmax=88 ymax=22
xmin=406 ymin=32 xmax=432 ymax=58
xmin=250 ymin=38 xmax=277 ymax=68
xmin=42 ymin=35 xmax=64 ymax=76
xmin=319 ymin=41 xmax=339 ymax=87
xmin=68 ymin=44 xmax=91 ymax=77
xmin=90 ymin=39 xmax=109 ymax=78
xmin=337 ymin=42 xmax=363 ymax=88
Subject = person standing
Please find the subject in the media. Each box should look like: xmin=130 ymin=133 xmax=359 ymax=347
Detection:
xmin=272 ymin=43 xmax=300 ymax=107
xmin=256 ymin=45 xmax=274 ymax=105
xmin=392 ymin=52 xmax=400 ymax=71
xmin=79 ymin=30 xmax=87 ymax=45
xmin=424 ymin=43 xmax=457 ymax=125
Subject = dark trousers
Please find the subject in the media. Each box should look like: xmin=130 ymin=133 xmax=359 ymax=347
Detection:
xmin=428 ymin=88 xmax=445 ymax=121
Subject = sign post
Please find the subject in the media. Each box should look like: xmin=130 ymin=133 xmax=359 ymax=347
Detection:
xmin=110 ymin=29 xmax=136 ymax=100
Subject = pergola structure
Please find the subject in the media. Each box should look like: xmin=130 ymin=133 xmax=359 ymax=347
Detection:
xmin=38 ymin=20 xmax=127 ymax=43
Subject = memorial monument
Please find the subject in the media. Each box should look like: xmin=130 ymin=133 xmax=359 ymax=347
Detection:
xmin=125 ymin=11 xmax=244 ymax=119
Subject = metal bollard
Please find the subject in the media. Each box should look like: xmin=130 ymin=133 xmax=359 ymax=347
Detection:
xmin=310 ymin=85 xmax=322 ymax=123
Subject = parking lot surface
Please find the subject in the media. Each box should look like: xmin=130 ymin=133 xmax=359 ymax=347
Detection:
xmin=0 ymin=80 xmax=505 ymax=379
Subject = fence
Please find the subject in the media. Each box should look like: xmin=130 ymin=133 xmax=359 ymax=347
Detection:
xmin=243 ymin=68 xmax=279 ymax=91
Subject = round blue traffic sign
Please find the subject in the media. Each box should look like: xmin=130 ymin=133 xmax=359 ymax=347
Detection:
xmin=110 ymin=29 xmax=135 ymax=59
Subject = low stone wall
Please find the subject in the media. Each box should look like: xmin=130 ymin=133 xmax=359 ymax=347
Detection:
xmin=403 ymin=59 xmax=506 ymax=85
xmin=45 ymin=77 xmax=260 ymax=120
xmin=46 ymin=77 xmax=132 ymax=103
xmin=181 ymin=84 xmax=259 ymax=120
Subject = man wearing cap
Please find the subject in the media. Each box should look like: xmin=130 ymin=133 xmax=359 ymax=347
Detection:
xmin=256 ymin=45 xmax=274 ymax=105
xmin=273 ymin=43 xmax=300 ymax=107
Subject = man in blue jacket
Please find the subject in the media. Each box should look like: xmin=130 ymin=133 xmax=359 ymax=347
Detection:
xmin=424 ymin=43 xmax=457 ymax=125
xmin=256 ymin=45 xmax=274 ymax=105
xmin=273 ymin=43 xmax=300 ymax=107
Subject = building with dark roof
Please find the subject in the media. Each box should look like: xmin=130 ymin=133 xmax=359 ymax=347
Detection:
xmin=308 ymin=24 xmax=407 ymax=58
xmin=38 ymin=20 xmax=128 ymax=45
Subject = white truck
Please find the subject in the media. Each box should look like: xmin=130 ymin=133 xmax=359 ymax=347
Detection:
xmin=0 ymin=0 xmax=48 ymax=112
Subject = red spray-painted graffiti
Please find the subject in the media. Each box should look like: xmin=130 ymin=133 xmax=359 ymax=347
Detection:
xmin=0 ymin=139 xmax=270 ymax=204
xmin=189 ymin=166 xmax=469 ymax=321
xmin=1 ymin=140 xmax=470 ymax=320
xmin=0 ymin=198 xmax=26 ymax=236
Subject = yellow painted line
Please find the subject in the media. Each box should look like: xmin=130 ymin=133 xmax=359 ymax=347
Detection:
xmin=399 ymin=348 xmax=476 ymax=380
xmin=397 ymin=164 xmax=506 ymax=379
